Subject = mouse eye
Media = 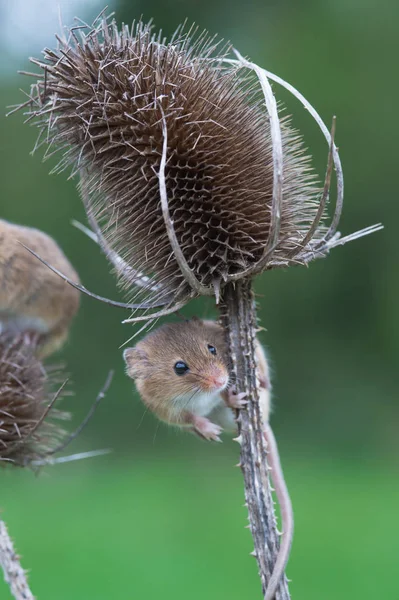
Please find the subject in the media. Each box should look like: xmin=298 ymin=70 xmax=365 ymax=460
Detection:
xmin=174 ymin=361 xmax=189 ymax=375
xmin=207 ymin=344 xmax=217 ymax=356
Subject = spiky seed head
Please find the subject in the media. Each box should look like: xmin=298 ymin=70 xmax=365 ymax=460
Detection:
xmin=0 ymin=334 xmax=68 ymax=468
xmin=18 ymin=15 xmax=380 ymax=311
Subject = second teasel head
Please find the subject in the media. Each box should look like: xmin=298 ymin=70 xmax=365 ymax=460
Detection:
xmin=0 ymin=333 xmax=69 ymax=468
xmin=17 ymin=15 xmax=381 ymax=315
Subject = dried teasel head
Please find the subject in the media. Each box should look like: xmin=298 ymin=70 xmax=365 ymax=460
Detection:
xmin=0 ymin=333 xmax=69 ymax=468
xmin=14 ymin=14 xmax=382 ymax=321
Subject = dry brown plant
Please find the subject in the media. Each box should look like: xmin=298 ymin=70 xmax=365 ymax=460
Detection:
xmin=12 ymin=11 xmax=382 ymax=599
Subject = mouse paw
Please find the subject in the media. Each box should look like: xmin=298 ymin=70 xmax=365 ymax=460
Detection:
xmin=226 ymin=389 xmax=248 ymax=410
xmin=192 ymin=416 xmax=223 ymax=442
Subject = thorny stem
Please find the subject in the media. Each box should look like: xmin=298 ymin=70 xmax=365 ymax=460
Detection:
xmin=0 ymin=520 xmax=34 ymax=600
xmin=218 ymin=280 xmax=290 ymax=600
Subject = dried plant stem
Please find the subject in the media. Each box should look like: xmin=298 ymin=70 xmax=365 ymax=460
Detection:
xmin=219 ymin=280 xmax=290 ymax=600
xmin=0 ymin=520 xmax=34 ymax=600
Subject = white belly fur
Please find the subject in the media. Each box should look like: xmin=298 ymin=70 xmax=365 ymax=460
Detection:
xmin=179 ymin=390 xmax=223 ymax=417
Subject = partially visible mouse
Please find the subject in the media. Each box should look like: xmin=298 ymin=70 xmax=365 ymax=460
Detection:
xmin=124 ymin=317 xmax=293 ymax=600
xmin=0 ymin=219 xmax=80 ymax=357
xmin=124 ymin=317 xmax=269 ymax=438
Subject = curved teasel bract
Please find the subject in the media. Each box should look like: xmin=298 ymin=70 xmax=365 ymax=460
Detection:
xmin=15 ymin=13 xmax=382 ymax=322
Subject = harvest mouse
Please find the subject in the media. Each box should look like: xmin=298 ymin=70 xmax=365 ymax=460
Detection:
xmin=0 ymin=219 xmax=80 ymax=357
xmin=124 ymin=317 xmax=293 ymax=600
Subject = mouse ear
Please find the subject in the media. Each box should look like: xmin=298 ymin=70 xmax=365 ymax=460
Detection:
xmin=123 ymin=347 xmax=149 ymax=379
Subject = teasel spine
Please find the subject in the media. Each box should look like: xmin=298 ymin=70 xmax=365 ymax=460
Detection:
xmin=12 ymin=14 xmax=382 ymax=321
xmin=0 ymin=332 xmax=114 ymax=469
xmin=11 ymin=14 xmax=383 ymax=598
xmin=0 ymin=333 xmax=69 ymax=469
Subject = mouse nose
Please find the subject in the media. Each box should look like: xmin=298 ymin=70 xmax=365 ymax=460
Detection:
xmin=206 ymin=368 xmax=228 ymax=391
xmin=212 ymin=375 xmax=227 ymax=389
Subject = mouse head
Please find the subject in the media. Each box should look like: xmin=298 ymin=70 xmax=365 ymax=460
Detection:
xmin=123 ymin=318 xmax=230 ymax=402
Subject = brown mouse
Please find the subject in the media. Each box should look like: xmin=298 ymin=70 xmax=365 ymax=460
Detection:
xmin=124 ymin=317 xmax=264 ymax=439
xmin=0 ymin=219 xmax=80 ymax=357
xmin=124 ymin=317 xmax=293 ymax=600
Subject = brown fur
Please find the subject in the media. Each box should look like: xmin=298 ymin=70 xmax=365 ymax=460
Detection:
xmin=124 ymin=318 xmax=270 ymax=430
xmin=0 ymin=219 xmax=80 ymax=357
xmin=124 ymin=319 xmax=228 ymax=425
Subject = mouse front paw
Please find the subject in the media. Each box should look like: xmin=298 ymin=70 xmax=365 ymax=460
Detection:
xmin=192 ymin=416 xmax=223 ymax=442
xmin=225 ymin=389 xmax=248 ymax=410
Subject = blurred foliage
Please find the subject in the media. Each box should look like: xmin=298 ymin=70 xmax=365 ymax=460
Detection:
xmin=1 ymin=456 xmax=399 ymax=599
xmin=0 ymin=0 xmax=398 ymax=598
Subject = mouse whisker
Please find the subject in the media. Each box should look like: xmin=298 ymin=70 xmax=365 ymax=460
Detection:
xmin=184 ymin=367 xmax=207 ymax=381
xmin=173 ymin=387 xmax=202 ymax=415
xmin=189 ymin=367 xmax=229 ymax=388
xmin=171 ymin=386 xmax=201 ymax=408
xmin=189 ymin=371 xmax=216 ymax=386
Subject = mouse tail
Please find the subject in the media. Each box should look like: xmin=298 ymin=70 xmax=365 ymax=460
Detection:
xmin=263 ymin=422 xmax=294 ymax=600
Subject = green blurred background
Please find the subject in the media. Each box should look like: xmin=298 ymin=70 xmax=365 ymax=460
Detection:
xmin=0 ymin=0 xmax=397 ymax=598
